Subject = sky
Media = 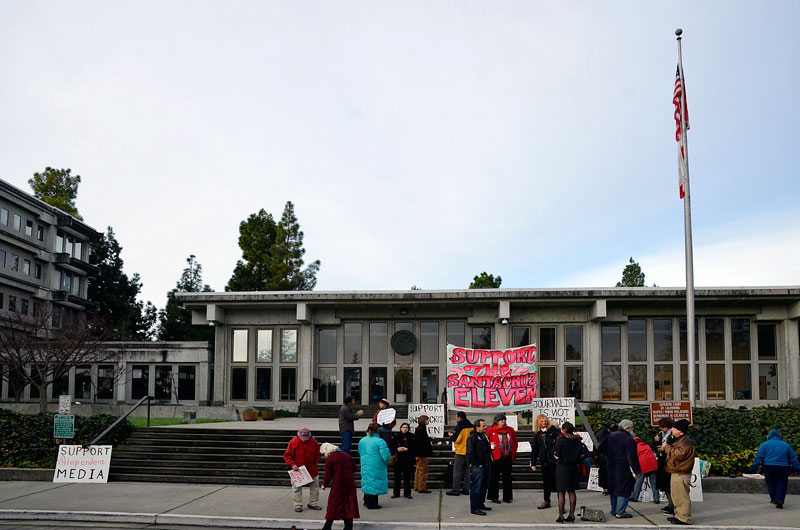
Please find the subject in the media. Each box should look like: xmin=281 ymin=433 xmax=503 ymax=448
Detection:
xmin=1 ymin=1 xmax=798 ymax=311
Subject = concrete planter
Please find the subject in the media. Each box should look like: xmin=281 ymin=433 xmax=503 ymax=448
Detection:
xmin=261 ymin=410 xmax=276 ymax=420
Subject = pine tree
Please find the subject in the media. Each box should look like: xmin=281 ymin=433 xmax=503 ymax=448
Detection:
xmin=469 ymin=272 xmax=502 ymax=289
xmin=616 ymin=257 xmax=646 ymax=287
xmin=29 ymin=167 xmax=82 ymax=219
xmin=226 ymin=209 xmax=277 ymax=291
xmin=158 ymin=255 xmax=214 ymax=341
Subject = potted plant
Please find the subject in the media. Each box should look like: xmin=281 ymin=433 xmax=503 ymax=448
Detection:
xmin=242 ymin=408 xmax=259 ymax=421
xmin=395 ymin=369 xmax=411 ymax=403
xmin=261 ymin=407 xmax=276 ymax=420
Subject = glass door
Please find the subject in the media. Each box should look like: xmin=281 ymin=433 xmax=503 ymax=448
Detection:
xmin=421 ymin=367 xmax=438 ymax=403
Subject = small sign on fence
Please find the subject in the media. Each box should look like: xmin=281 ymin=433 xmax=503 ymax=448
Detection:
xmin=53 ymin=415 xmax=75 ymax=439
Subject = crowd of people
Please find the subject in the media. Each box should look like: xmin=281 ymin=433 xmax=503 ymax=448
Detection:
xmin=282 ymin=396 xmax=794 ymax=527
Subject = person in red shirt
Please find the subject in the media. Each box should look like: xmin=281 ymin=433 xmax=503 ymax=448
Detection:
xmin=486 ymin=413 xmax=518 ymax=504
xmin=283 ymin=427 xmax=321 ymax=512
xmin=630 ymin=435 xmax=659 ymax=503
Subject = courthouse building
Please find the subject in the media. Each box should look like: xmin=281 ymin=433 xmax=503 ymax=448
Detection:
xmin=178 ymin=287 xmax=800 ymax=410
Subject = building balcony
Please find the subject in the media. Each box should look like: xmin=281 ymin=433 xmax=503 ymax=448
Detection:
xmin=54 ymin=253 xmax=99 ymax=275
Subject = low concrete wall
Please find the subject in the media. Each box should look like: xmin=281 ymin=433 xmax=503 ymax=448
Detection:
xmin=0 ymin=403 xmax=238 ymax=420
xmin=0 ymin=468 xmax=53 ymax=481
xmin=702 ymin=476 xmax=800 ymax=494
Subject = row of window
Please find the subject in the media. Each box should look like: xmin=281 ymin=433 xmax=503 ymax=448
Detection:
xmin=231 ymin=328 xmax=298 ymax=363
xmin=230 ymin=365 xmax=295 ymax=401
xmin=52 ymin=268 xmax=82 ymax=296
xmin=0 ymin=208 xmax=44 ymax=241
xmin=55 ymin=231 xmax=84 ymax=260
xmin=0 ymin=249 xmax=42 ymax=279
xmin=131 ymin=364 xmax=196 ymax=401
xmin=0 ymin=291 xmax=38 ymax=316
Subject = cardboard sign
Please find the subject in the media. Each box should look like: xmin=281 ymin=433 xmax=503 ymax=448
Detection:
xmin=650 ymin=401 xmax=692 ymax=426
xmin=407 ymin=403 xmax=445 ymax=438
xmin=376 ymin=408 xmax=396 ymax=425
xmin=517 ymin=441 xmax=532 ymax=453
xmin=53 ymin=445 xmax=112 ymax=483
xmin=447 ymin=343 xmax=537 ymax=412
xmin=576 ymin=431 xmax=593 ymax=451
xmin=587 ymin=467 xmax=603 ymax=492
xmin=288 ymin=465 xmax=313 ymax=487
xmin=505 ymin=415 xmax=518 ymax=431
xmin=689 ymin=457 xmax=703 ymax=502
xmin=531 ymin=397 xmax=576 ymax=427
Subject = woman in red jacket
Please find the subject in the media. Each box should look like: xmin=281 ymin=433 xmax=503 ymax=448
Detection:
xmin=630 ymin=435 xmax=659 ymax=503
xmin=486 ymin=413 xmax=518 ymax=504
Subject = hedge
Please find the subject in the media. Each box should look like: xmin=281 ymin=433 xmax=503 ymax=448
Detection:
xmin=584 ymin=405 xmax=800 ymax=475
xmin=0 ymin=409 xmax=135 ymax=468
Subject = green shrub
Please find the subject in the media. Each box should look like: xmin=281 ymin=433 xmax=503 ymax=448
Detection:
xmin=583 ymin=405 xmax=800 ymax=476
xmin=0 ymin=409 xmax=135 ymax=468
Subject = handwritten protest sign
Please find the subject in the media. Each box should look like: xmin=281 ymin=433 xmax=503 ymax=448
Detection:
xmin=517 ymin=441 xmax=532 ymax=453
xmin=530 ymin=397 xmax=575 ymax=427
xmin=577 ymin=431 xmax=594 ymax=451
xmin=407 ymin=404 xmax=445 ymax=438
xmin=447 ymin=343 xmax=537 ymax=412
xmin=53 ymin=445 xmax=112 ymax=483
xmin=587 ymin=467 xmax=602 ymax=491
xmin=505 ymin=415 xmax=518 ymax=431
xmin=376 ymin=408 xmax=396 ymax=425
xmin=288 ymin=465 xmax=313 ymax=487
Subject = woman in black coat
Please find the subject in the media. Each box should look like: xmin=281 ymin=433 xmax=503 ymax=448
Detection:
xmin=597 ymin=419 xmax=641 ymax=519
xmin=389 ymin=423 xmax=416 ymax=499
xmin=596 ymin=422 xmax=618 ymax=494
xmin=553 ymin=422 xmax=583 ymax=523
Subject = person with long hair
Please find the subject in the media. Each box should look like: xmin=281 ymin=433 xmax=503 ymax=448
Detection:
xmin=553 ymin=421 xmax=583 ymax=523
xmin=320 ymin=442 xmax=359 ymax=530
xmin=389 ymin=422 xmax=416 ymax=499
xmin=530 ymin=413 xmax=559 ymax=509
xmin=358 ymin=422 xmax=391 ymax=509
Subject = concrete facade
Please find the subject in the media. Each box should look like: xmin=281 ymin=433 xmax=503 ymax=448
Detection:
xmin=178 ymin=287 xmax=800 ymax=411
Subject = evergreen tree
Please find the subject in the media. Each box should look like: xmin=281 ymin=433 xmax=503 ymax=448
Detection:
xmin=158 ymin=255 xmax=214 ymax=341
xmin=616 ymin=257 xmax=646 ymax=287
xmin=28 ymin=167 xmax=83 ymax=219
xmin=469 ymin=272 xmax=502 ymax=289
xmin=88 ymin=227 xmax=156 ymax=339
xmin=226 ymin=209 xmax=278 ymax=291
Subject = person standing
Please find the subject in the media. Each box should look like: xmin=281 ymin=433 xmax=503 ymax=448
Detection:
xmin=414 ymin=414 xmax=433 ymax=494
xmin=598 ymin=418 xmax=641 ymax=519
xmin=283 ymin=428 xmax=322 ymax=513
xmin=372 ymin=399 xmax=396 ymax=446
xmin=486 ymin=413 xmax=518 ymax=504
xmin=358 ymin=422 xmax=391 ymax=509
xmin=630 ymin=435 xmax=658 ymax=503
xmin=553 ymin=421 xmax=583 ymax=523
xmin=655 ymin=417 xmax=675 ymax=512
xmin=596 ymin=422 xmax=619 ymax=496
xmin=339 ymin=396 xmax=363 ymax=455
xmin=466 ymin=418 xmax=493 ymax=516
xmin=753 ymin=428 xmax=800 ymax=509
xmin=663 ymin=419 xmax=695 ymax=525
xmin=530 ymin=414 xmax=559 ymax=509
xmin=446 ymin=411 xmax=474 ymax=496
xmin=389 ymin=423 xmax=416 ymax=499
xmin=320 ymin=443 xmax=359 ymax=530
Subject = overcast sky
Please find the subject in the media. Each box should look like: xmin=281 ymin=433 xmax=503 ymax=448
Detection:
xmin=1 ymin=1 xmax=798 ymax=311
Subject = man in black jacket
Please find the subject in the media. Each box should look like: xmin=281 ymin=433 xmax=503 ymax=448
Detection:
xmin=466 ymin=419 xmax=493 ymax=516
xmin=530 ymin=414 xmax=559 ymax=509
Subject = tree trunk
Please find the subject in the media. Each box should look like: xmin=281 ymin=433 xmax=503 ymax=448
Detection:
xmin=39 ymin=384 xmax=48 ymax=414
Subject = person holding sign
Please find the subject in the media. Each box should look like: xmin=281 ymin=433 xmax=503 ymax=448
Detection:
xmin=389 ymin=423 xmax=416 ymax=499
xmin=372 ymin=399 xmax=396 ymax=446
xmin=358 ymin=422 xmax=391 ymax=509
xmin=486 ymin=413 xmax=518 ymax=504
xmin=283 ymin=428 xmax=322 ymax=512
xmin=320 ymin=442 xmax=359 ymax=530
xmin=531 ymin=414 xmax=559 ymax=510
xmin=663 ymin=419 xmax=694 ymax=525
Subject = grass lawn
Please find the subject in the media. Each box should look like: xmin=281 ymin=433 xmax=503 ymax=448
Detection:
xmin=128 ymin=417 xmax=233 ymax=427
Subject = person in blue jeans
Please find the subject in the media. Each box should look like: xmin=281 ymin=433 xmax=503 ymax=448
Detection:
xmin=753 ymin=429 xmax=800 ymax=509
xmin=466 ymin=419 xmax=493 ymax=516
xmin=338 ymin=396 xmax=363 ymax=454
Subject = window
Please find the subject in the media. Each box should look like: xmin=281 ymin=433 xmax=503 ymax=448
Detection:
xmin=25 ymin=220 xmax=32 ymax=237
xmin=10 ymin=254 xmax=18 ymax=271
xmin=733 ymin=364 xmax=752 ymax=400
xmin=653 ymin=319 xmax=673 ymax=361
xmin=420 ymin=322 xmax=439 ymax=363
xmin=318 ymin=367 xmax=337 ymax=403
xmin=680 ymin=364 xmax=700 ymax=400
xmin=369 ymin=323 xmax=388 ymax=363
xmin=231 ymin=367 xmax=247 ymax=400
xmin=20 ymin=299 xmax=28 ymax=315
xmin=705 ymin=318 xmax=724 ymax=361
xmin=56 ymin=232 xmax=64 ymax=253
xmin=629 ymin=365 xmax=647 ymax=400
xmin=394 ymin=367 xmax=412 ymax=401
xmin=280 ymin=367 xmax=297 ymax=400
xmin=539 ymin=327 xmax=556 ymax=361
xmin=654 ymin=364 xmax=673 ymax=400
xmin=23 ymin=260 xmax=30 ymax=276
xmin=369 ymin=367 xmax=387 ymax=403
xmin=0 ymin=208 xmax=7 ymax=225
xmin=706 ymin=364 xmax=725 ymax=400
xmin=602 ymin=325 xmax=621 ymax=362
xmin=318 ymin=329 xmax=337 ymax=364
xmin=565 ymin=366 xmax=582 ymax=399
xmin=12 ymin=214 xmax=20 ymax=231
xmin=232 ymin=329 xmax=248 ymax=362
xmin=36 ymin=225 xmax=43 ymax=241
xmin=32 ymin=301 xmax=39 ymax=317
xmin=255 ymin=367 xmax=272 ymax=400
xmin=732 ymin=318 xmax=750 ymax=360
xmin=679 ymin=318 xmax=698 ymax=361
xmin=131 ymin=365 xmax=149 ymax=400
xmin=53 ymin=373 xmax=69 ymax=399
xmin=97 ymin=365 xmax=115 ymax=399
xmin=421 ymin=367 xmax=438 ymax=403
xmin=538 ymin=366 xmax=556 ymax=397
xmin=155 ymin=366 xmax=172 ymax=400
xmin=344 ymin=367 xmax=361 ymax=403
xmin=256 ymin=329 xmax=272 ymax=362
xmin=472 ymin=326 xmax=491 ymax=349
xmin=281 ymin=329 xmax=297 ymax=362
xmin=446 ymin=321 xmax=465 ymax=347
xmin=34 ymin=263 xmax=41 ymax=280
xmin=602 ymin=366 xmax=622 ymax=401
xmin=759 ymin=364 xmax=778 ymax=400
xmin=344 ymin=323 xmax=362 ymax=363
xmin=73 ymin=241 xmax=82 ymax=260
xmin=628 ymin=319 xmax=646 ymax=361
xmin=75 ymin=365 xmax=92 ymax=400
xmin=513 ymin=326 xmax=530 ymax=347
xmin=178 ymin=366 xmax=196 ymax=401
xmin=52 ymin=306 xmax=62 ymax=327
xmin=757 ymin=324 xmax=776 ymax=359
xmin=565 ymin=327 xmax=582 ymax=361
xmin=8 ymin=295 xmax=16 ymax=312
xmin=0 ymin=292 xmax=4 ymax=309
xmin=0 ymin=249 xmax=5 ymax=267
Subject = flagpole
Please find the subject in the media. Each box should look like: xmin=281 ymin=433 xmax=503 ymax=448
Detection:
xmin=676 ymin=28 xmax=696 ymax=408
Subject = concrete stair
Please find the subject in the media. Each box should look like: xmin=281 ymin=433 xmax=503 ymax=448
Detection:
xmin=298 ymin=403 xmax=411 ymax=419
xmin=109 ymin=427 xmax=545 ymax=489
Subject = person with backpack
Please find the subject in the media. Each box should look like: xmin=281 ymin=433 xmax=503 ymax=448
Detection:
xmin=630 ymin=435 xmax=659 ymax=503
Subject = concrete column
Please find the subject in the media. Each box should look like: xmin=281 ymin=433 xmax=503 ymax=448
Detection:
xmin=783 ymin=318 xmax=800 ymax=403
xmin=586 ymin=321 xmax=602 ymax=401
xmin=299 ymin=322 xmax=314 ymax=411
xmin=213 ymin=324 xmax=226 ymax=406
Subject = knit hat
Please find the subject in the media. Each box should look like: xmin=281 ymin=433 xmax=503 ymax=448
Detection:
xmin=673 ymin=419 xmax=690 ymax=433
xmin=619 ymin=419 xmax=634 ymax=431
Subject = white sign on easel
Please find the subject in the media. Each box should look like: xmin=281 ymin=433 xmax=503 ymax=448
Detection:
xmin=407 ymin=404 xmax=445 ymax=437
xmin=376 ymin=408 xmax=396 ymax=426
xmin=530 ymin=397 xmax=575 ymax=427
xmin=505 ymin=414 xmax=518 ymax=431
xmin=288 ymin=465 xmax=313 ymax=487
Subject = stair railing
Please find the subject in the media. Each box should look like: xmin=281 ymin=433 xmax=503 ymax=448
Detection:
xmin=89 ymin=395 xmax=153 ymax=445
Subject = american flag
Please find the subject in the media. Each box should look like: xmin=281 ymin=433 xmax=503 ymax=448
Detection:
xmin=674 ymin=64 xmax=689 ymax=198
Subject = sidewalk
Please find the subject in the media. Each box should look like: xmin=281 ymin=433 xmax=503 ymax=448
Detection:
xmin=0 ymin=480 xmax=797 ymax=529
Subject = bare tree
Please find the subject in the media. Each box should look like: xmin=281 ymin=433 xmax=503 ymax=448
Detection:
xmin=0 ymin=304 xmax=116 ymax=413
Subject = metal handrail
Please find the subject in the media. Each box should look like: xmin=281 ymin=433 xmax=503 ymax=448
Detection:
xmin=298 ymin=389 xmax=314 ymax=403
xmin=88 ymin=395 xmax=152 ymax=445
